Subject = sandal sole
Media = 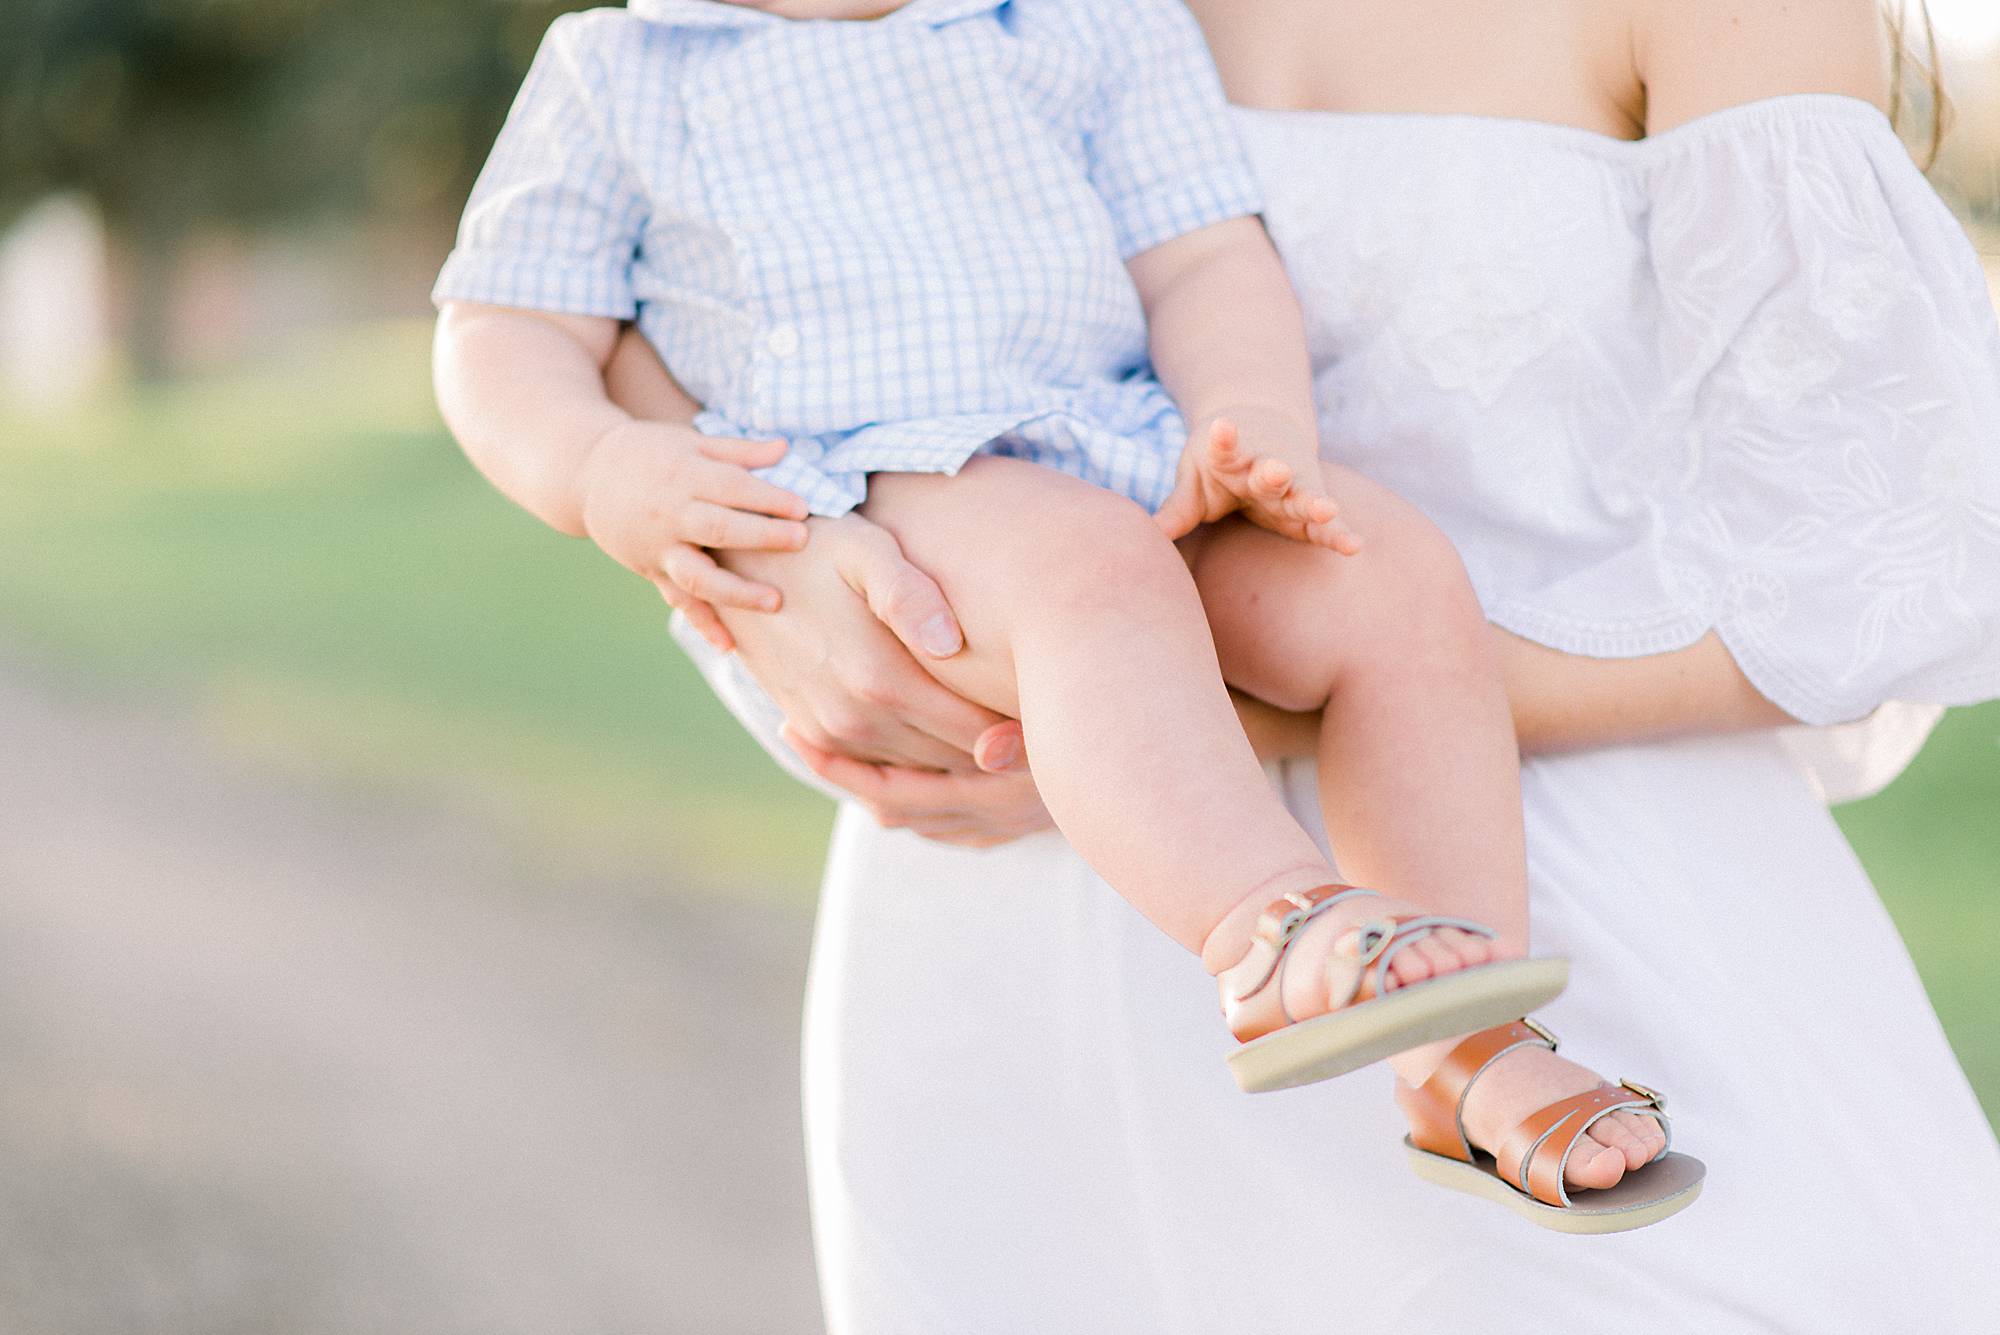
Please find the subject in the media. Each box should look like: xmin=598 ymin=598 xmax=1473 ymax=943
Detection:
xmin=1405 ymin=1140 xmax=1706 ymax=1234
xmin=1226 ymin=957 xmax=1569 ymax=1093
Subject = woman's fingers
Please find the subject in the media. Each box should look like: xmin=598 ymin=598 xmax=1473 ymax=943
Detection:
xmin=695 ymin=457 xmax=812 ymax=520
xmin=678 ymin=500 xmax=810 ymax=552
xmin=784 ymin=728 xmax=895 ymax=800
xmin=696 ymin=434 xmax=791 ymax=470
xmin=972 ymin=719 xmax=1026 ymax=773
xmin=789 ymin=729 xmax=964 ymax=804
xmin=784 ymin=726 xmax=1050 ymax=838
xmin=652 ymin=577 xmax=735 ymax=652
xmin=662 ymin=544 xmax=781 ymax=611
xmin=832 ymin=520 xmax=966 ymax=659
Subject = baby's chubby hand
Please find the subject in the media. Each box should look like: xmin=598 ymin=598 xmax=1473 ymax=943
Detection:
xmin=575 ymin=420 xmax=810 ymax=647
xmin=1154 ymin=413 xmax=1362 ymax=554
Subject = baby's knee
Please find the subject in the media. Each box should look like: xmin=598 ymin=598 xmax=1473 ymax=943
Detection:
xmin=1346 ymin=503 xmax=1503 ymax=690
xmin=1009 ymin=482 xmax=1187 ymax=613
xmin=1368 ymin=502 xmax=1481 ymax=618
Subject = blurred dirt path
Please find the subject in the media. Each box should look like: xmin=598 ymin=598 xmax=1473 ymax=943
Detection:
xmin=0 ymin=663 xmax=823 ymax=1334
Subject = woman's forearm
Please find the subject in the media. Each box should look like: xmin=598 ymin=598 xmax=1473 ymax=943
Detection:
xmin=1237 ymin=629 xmax=1797 ymax=765
xmin=583 ymin=326 xmax=1794 ymax=764
xmin=1499 ymin=630 xmax=1794 ymax=754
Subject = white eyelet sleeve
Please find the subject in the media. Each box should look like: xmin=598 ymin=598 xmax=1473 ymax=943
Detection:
xmin=1640 ymin=107 xmax=2000 ymax=725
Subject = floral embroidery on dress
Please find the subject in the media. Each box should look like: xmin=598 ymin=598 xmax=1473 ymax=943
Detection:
xmin=1239 ymin=97 xmax=2000 ymax=727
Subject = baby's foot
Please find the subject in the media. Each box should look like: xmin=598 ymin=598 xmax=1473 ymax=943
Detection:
xmin=1240 ymin=888 xmax=1509 ymax=1016
xmin=1395 ymin=1035 xmax=1669 ymax=1191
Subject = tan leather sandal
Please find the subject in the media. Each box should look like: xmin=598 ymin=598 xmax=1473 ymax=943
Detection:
xmin=1218 ymin=885 xmax=1570 ymax=1093
xmin=1399 ymin=1020 xmax=1706 ymax=1234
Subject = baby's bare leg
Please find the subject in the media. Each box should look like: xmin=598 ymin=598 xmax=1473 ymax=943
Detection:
xmin=1186 ymin=468 xmax=1528 ymax=950
xmin=859 ymin=456 xmax=1333 ymax=955
xmin=1188 ymin=472 xmax=1666 ymax=1184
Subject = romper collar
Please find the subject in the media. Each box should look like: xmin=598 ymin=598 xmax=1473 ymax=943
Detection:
xmin=628 ymin=0 xmax=1007 ymax=29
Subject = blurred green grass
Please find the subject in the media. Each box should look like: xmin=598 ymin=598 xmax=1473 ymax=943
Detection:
xmin=0 ymin=321 xmax=834 ymax=897
xmin=0 ymin=320 xmax=1994 ymax=1121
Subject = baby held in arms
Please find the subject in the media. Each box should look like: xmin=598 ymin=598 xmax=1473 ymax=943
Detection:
xmin=432 ymin=0 xmax=1697 ymax=1231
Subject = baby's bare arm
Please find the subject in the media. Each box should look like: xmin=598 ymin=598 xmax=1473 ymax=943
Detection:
xmin=434 ymin=301 xmax=631 ymax=536
xmin=1133 ymin=219 xmax=1355 ymax=549
xmin=1129 ymin=217 xmax=1317 ymax=448
xmin=434 ymin=302 xmax=810 ymax=643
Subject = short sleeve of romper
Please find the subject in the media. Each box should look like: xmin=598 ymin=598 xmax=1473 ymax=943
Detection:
xmin=1074 ymin=0 xmax=1264 ymax=258
xmin=432 ymin=12 xmax=649 ymax=318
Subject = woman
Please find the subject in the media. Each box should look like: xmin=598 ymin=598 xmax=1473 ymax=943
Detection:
xmin=578 ymin=0 xmax=2000 ymax=1327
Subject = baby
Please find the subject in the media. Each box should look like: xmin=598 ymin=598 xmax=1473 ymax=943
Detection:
xmin=434 ymin=0 xmax=1687 ymax=1224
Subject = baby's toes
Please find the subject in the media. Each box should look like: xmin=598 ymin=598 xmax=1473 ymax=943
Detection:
xmin=1426 ymin=927 xmax=1494 ymax=972
xmin=1592 ymin=1110 xmax=1668 ymax=1171
xmin=1563 ymin=1135 xmax=1629 ymax=1192
xmin=1392 ymin=934 xmax=1465 ymax=987
xmin=1374 ymin=935 xmax=1436 ymax=987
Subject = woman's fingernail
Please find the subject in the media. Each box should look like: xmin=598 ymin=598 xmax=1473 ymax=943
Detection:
xmin=919 ymin=614 xmax=962 ymax=657
xmin=983 ymin=737 xmax=1021 ymax=771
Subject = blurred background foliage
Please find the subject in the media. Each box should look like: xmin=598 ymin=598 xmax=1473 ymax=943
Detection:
xmin=1 ymin=0 xmax=577 ymax=375
xmin=0 ymin=0 xmax=1995 ymax=1124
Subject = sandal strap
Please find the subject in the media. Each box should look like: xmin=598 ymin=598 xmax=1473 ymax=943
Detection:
xmin=1218 ymin=887 xmax=1500 ymax=1043
xmin=1330 ymin=913 xmax=1497 ymax=1010
xmin=1497 ymin=1082 xmax=1671 ymax=1208
xmin=1400 ymin=1020 xmax=1557 ymax=1163
xmin=1217 ymin=885 xmax=1378 ymax=1041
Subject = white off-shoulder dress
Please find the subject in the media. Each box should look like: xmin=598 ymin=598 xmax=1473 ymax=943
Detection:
xmin=680 ymin=96 xmax=2000 ymax=1332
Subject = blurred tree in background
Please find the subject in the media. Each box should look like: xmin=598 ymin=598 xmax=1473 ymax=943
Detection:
xmin=0 ymin=0 xmax=583 ymax=376
xmin=0 ymin=0 xmax=1996 ymax=377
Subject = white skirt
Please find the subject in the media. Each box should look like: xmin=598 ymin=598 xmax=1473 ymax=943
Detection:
xmin=800 ymin=731 xmax=2000 ymax=1333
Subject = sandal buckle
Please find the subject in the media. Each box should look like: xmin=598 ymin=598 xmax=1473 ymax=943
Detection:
xmin=1618 ymin=1078 xmax=1664 ymax=1107
xmin=1263 ymin=889 xmax=1334 ymax=946
xmin=1521 ymin=1016 xmax=1559 ymax=1049
xmin=1350 ymin=918 xmax=1398 ymax=967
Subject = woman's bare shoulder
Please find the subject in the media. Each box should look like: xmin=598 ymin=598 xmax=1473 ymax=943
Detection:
xmin=1635 ymin=0 xmax=1890 ymax=133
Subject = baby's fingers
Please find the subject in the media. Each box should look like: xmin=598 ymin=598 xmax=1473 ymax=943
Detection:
xmin=678 ymin=501 xmax=810 ymax=552
xmin=662 ymin=544 xmax=781 ymax=613
xmin=1249 ymin=456 xmax=1294 ymax=498
xmin=697 ymin=435 xmax=790 ymax=470
xmin=1275 ymin=485 xmax=1361 ymax=553
xmin=653 ymin=577 xmax=735 ymax=652
xmin=1203 ymin=419 xmax=1252 ymax=475
xmin=1308 ymin=517 xmax=1365 ymax=556
xmin=1154 ymin=475 xmax=1205 ymax=541
xmin=696 ymin=458 xmax=811 ymax=520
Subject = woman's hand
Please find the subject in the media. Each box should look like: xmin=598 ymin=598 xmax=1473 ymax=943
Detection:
xmin=574 ymin=420 xmax=812 ymax=648
xmin=592 ymin=325 xmax=1043 ymax=843
xmin=719 ymin=511 xmax=1032 ymax=776
xmin=783 ymin=725 xmax=1053 ymax=847
xmin=719 ymin=513 xmax=1050 ymax=847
